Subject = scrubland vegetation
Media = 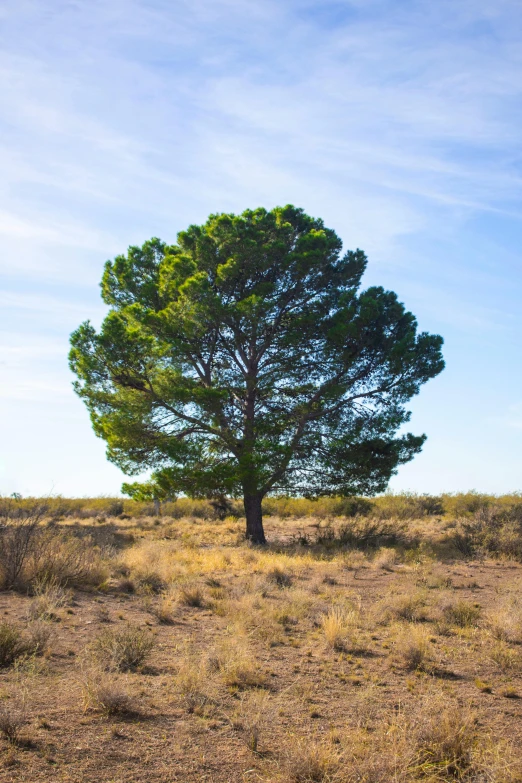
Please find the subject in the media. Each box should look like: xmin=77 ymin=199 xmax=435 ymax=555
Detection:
xmin=0 ymin=492 xmax=521 ymax=781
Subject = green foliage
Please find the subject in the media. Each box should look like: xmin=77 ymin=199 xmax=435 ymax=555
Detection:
xmin=69 ymin=206 xmax=444 ymax=540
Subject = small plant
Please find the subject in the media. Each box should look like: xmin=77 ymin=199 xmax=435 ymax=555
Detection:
xmin=489 ymin=642 xmax=520 ymax=672
xmin=322 ymin=606 xmax=366 ymax=653
xmin=178 ymin=584 xmax=205 ymax=607
xmin=27 ymin=576 xmax=72 ymax=621
xmin=82 ymin=672 xmax=135 ymax=716
xmin=283 ymin=737 xmax=340 ymax=782
xmin=394 ymin=625 xmax=432 ymax=671
xmin=441 ymin=599 xmax=481 ymax=628
xmin=175 ymin=658 xmax=215 ymax=714
xmin=231 ymin=690 xmax=272 ymax=752
xmin=266 ymin=566 xmax=293 ymax=588
xmin=0 ymin=701 xmax=26 ymax=744
xmin=92 ymin=624 xmax=155 ymax=672
xmin=0 ymin=623 xmax=28 ymax=668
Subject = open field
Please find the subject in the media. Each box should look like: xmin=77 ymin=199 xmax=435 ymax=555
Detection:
xmin=0 ymin=495 xmax=522 ymax=782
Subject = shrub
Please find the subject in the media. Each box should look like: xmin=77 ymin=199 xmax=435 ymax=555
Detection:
xmin=310 ymin=517 xmax=407 ymax=550
xmin=372 ymin=492 xmax=444 ymax=520
xmin=441 ymin=599 xmax=481 ymax=628
xmin=0 ymin=623 xmax=28 ymax=668
xmin=178 ymin=584 xmax=205 ymax=607
xmin=82 ymin=672 xmax=135 ymax=716
xmin=454 ymin=504 xmax=522 ymax=559
xmin=412 ymin=703 xmax=476 ymax=779
xmin=394 ymin=626 xmax=432 ymax=671
xmin=0 ymin=701 xmax=26 ymax=744
xmin=0 ymin=501 xmax=46 ymax=589
xmin=266 ymin=566 xmax=293 ymax=588
xmin=29 ymin=528 xmax=108 ymax=588
xmin=321 ymin=607 xmax=365 ymax=653
xmin=92 ymin=625 xmax=155 ymax=672
xmin=283 ymin=737 xmax=340 ymax=782
xmin=27 ymin=576 xmax=72 ymax=621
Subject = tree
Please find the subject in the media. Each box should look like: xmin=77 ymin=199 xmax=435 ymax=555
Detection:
xmin=69 ymin=205 xmax=444 ymax=544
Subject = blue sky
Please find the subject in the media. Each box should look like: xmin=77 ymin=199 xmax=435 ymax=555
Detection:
xmin=1 ymin=0 xmax=521 ymax=497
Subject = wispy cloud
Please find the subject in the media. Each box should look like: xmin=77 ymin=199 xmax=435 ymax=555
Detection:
xmin=1 ymin=0 xmax=521 ymax=494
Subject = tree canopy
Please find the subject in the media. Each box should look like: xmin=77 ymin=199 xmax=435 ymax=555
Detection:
xmin=69 ymin=205 xmax=444 ymax=543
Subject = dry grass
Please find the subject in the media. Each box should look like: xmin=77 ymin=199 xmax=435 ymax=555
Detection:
xmin=0 ymin=700 xmax=27 ymax=744
xmin=209 ymin=637 xmax=268 ymax=689
xmin=486 ymin=600 xmax=522 ymax=644
xmin=440 ymin=598 xmax=481 ymax=628
xmin=0 ymin=507 xmax=520 ymax=782
xmin=231 ymin=690 xmax=272 ymax=752
xmin=321 ymin=606 xmax=367 ymax=653
xmin=91 ymin=624 xmax=155 ymax=672
xmin=375 ymin=589 xmax=430 ymax=624
xmin=81 ymin=671 xmax=135 ymax=716
xmin=283 ymin=737 xmax=340 ymax=782
xmin=175 ymin=654 xmax=217 ymax=714
xmin=393 ymin=625 xmax=433 ymax=670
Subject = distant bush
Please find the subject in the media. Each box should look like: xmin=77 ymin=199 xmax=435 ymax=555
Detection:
xmin=2 ymin=492 xmax=522 ymax=531
xmin=371 ymin=493 xmax=444 ymax=520
xmin=453 ymin=504 xmax=522 ymax=559
xmin=0 ymin=500 xmax=47 ymax=589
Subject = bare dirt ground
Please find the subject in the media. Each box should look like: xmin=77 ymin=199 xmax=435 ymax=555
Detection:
xmin=0 ymin=514 xmax=521 ymax=782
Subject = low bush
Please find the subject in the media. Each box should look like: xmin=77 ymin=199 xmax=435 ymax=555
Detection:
xmin=0 ymin=501 xmax=46 ymax=589
xmin=394 ymin=625 xmax=432 ymax=670
xmin=321 ymin=607 xmax=366 ymax=653
xmin=175 ymin=657 xmax=216 ymax=714
xmin=412 ymin=702 xmax=476 ymax=779
xmin=0 ymin=701 xmax=26 ymax=744
xmin=441 ymin=599 xmax=481 ymax=628
xmin=82 ymin=672 xmax=135 ymax=716
xmin=0 ymin=623 xmax=29 ymax=668
xmin=178 ymin=584 xmax=206 ymax=607
xmin=283 ymin=737 xmax=340 ymax=782
xmin=92 ymin=625 xmax=155 ymax=672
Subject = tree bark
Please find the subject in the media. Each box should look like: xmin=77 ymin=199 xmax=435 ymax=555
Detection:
xmin=244 ymin=494 xmax=266 ymax=544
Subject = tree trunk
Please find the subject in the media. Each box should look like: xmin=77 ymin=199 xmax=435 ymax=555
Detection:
xmin=244 ymin=494 xmax=266 ymax=544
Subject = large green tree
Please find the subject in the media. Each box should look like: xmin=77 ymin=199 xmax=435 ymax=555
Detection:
xmin=69 ymin=206 xmax=444 ymax=544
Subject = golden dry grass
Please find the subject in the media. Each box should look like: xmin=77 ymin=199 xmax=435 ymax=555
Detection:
xmin=0 ymin=509 xmax=520 ymax=781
